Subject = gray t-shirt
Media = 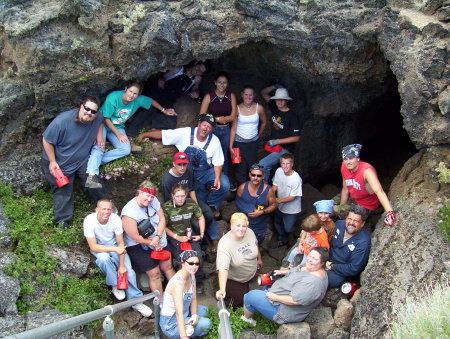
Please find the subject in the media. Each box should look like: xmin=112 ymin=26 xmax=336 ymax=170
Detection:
xmin=269 ymin=269 xmax=328 ymax=324
xmin=42 ymin=108 xmax=103 ymax=174
xmin=121 ymin=197 xmax=167 ymax=248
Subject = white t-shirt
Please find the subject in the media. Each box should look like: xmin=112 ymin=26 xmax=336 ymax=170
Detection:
xmin=83 ymin=212 xmax=123 ymax=246
xmin=121 ymin=197 xmax=167 ymax=248
xmin=162 ymin=127 xmax=224 ymax=166
xmin=272 ymin=168 xmax=303 ymax=214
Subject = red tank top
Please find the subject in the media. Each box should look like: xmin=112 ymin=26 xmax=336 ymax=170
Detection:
xmin=341 ymin=161 xmax=380 ymax=210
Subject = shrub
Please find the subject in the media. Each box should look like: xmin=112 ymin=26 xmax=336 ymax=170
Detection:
xmin=389 ymin=281 xmax=450 ymax=339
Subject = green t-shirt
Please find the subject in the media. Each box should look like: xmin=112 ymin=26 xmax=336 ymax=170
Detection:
xmin=163 ymin=198 xmax=202 ymax=236
xmin=100 ymin=90 xmax=152 ymax=129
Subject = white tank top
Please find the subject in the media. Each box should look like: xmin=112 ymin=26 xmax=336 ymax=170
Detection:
xmin=236 ymin=103 xmax=259 ymax=140
xmin=160 ymin=275 xmax=194 ymax=316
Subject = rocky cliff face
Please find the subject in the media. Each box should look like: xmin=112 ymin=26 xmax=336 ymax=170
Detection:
xmin=0 ymin=0 xmax=448 ymax=337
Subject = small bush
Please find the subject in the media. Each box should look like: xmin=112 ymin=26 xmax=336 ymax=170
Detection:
xmin=389 ymin=281 xmax=450 ymax=339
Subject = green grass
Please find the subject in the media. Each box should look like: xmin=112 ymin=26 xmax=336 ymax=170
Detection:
xmin=0 ymin=183 xmax=110 ymax=315
xmin=389 ymin=281 xmax=450 ymax=339
xmin=206 ymin=306 xmax=279 ymax=338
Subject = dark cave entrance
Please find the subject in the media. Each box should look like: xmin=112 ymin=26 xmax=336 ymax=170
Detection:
xmin=188 ymin=41 xmax=418 ymax=192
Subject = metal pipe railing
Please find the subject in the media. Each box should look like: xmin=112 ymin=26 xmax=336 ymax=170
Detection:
xmin=217 ymin=298 xmax=233 ymax=339
xmin=3 ymin=291 xmax=160 ymax=339
xmin=153 ymin=296 xmax=161 ymax=339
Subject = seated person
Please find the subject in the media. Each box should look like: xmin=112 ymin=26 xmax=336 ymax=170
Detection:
xmin=160 ymin=250 xmax=211 ymax=339
xmin=121 ymin=180 xmax=175 ymax=297
xmin=327 ymin=205 xmax=372 ymax=288
xmin=85 ymin=79 xmax=175 ymax=188
xmin=335 ymin=143 xmax=396 ymax=226
xmin=283 ymin=214 xmax=330 ymax=268
xmin=215 ymin=213 xmax=262 ymax=308
xmin=83 ymin=199 xmax=152 ymax=317
xmin=127 ymin=61 xmax=206 ymax=135
xmin=242 ymin=247 xmax=328 ymax=325
xmin=162 ymin=184 xmax=206 ymax=282
xmin=235 ymin=163 xmax=277 ymax=245
xmin=313 ymin=199 xmax=336 ymax=240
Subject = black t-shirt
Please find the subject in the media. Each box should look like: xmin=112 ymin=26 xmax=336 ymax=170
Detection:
xmin=268 ymin=101 xmax=301 ymax=153
xmin=160 ymin=166 xmax=198 ymax=202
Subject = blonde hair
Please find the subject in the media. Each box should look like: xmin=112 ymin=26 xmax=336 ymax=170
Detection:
xmin=230 ymin=212 xmax=248 ymax=226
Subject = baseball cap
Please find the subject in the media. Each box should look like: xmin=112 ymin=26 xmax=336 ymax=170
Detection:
xmin=198 ymin=113 xmax=216 ymax=127
xmin=173 ymin=152 xmax=189 ymax=165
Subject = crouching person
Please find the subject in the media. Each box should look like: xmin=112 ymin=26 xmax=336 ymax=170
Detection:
xmin=83 ymin=199 xmax=152 ymax=317
xmin=160 ymin=250 xmax=211 ymax=338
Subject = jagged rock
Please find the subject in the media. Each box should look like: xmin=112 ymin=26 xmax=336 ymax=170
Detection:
xmin=326 ymin=327 xmax=350 ymax=339
xmin=0 ymin=315 xmax=26 ymax=337
xmin=302 ymin=183 xmax=327 ymax=217
xmin=220 ymin=200 xmax=238 ymax=223
xmin=46 ymin=245 xmax=90 ymax=277
xmin=321 ymin=288 xmax=346 ymax=309
xmin=438 ymin=86 xmax=450 ymax=115
xmin=216 ymin=219 xmax=229 ymax=238
xmin=0 ymin=252 xmax=17 ymax=271
xmin=333 ymin=299 xmax=353 ymax=330
xmin=351 ymin=147 xmax=450 ymax=338
xmin=0 ymin=235 xmax=13 ymax=249
xmin=0 ymin=271 xmax=20 ymax=316
xmin=305 ymin=305 xmax=335 ymax=339
xmin=0 ymin=205 xmax=11 ymax=234
xmin=25 ymin=309 xmax=86 ymax=338
xmin=277 ymin=322 xmax=310 ymax=339
xmin=240 ymin=329 xmax=276 ymax=339
xmin=436 ymin=6 xmax=450 ymax=21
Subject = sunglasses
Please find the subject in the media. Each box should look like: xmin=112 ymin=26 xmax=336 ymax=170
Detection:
xmin=83 ymin=104 xmax=98 ymax=114
xmin=250 ymin=173 xmax=263 ymax=178
xmin=185 ymin=261 xmax=200 ymax=266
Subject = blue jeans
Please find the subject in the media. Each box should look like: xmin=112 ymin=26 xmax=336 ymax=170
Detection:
xmin=327 ymin=270 xmax=347 ymax=288
xmin=92 ymin=250 xmax=143 ymax=300
xmin=86 ymin=127 xmax=131 ymax=175
xmin=195 ymin=169 xmax=230 ymax=210
xmin=259 ymin=147 xmax=289 ymax=183
xmin=273 ymin=209 xmax=300 ymax=243
xmin=244 ymin=290 xmax=279 ymax=321
xmin=194 ymin=199 xmax=219 ymax=240
xmin=213 ymin=126 xmax=230 ymax=175
xmin=160 ymin=304 xmax=210 ymax=338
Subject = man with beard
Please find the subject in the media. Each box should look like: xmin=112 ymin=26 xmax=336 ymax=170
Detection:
xmin=327 ymin=205 xmax=371 ymax=288
xmin=235 ymin=163 xmax=277 ymax=245
xmin=41 ymin=96 xmax=108 ymax=229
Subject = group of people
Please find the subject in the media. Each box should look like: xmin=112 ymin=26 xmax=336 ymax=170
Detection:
xmin=40 ymin=63 xmax=397 ymax=337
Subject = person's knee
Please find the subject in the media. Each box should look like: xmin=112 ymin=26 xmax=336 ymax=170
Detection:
xmin=118 ymin=143 xmax=131 ymax=156
xmin=220 ymin=174 xmax=230 ymax=191
xmin=95 ymin=252 xmax=112 ymax=265
xmin=327 ymin=271 xmax=345 ymax=288
xmin=147 ymin=267 xmax=161 ymax=280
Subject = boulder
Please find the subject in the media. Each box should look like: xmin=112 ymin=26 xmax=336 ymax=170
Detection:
xmin=0 ymin=252 xmax=17 ymax=271
xmin=0 ymin=271 xmax=20 ymax=316
xmin=0 ymin=315 xmax=26 ymax=337
xmin=305 ymin=305 xmax=335 ymax=338
xmin=277 ymin=322 xmax=310 ymax=339
xmin=351 ymin=147 xmax=450 ymax=338
xmin=46 ymin=245 xmax=91 ymax=277
xmin=333 ymin=299 xmax=353 ymax=330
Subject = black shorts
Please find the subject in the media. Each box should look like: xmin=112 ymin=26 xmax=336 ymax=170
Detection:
xmin=126 ymin=244 xmax=159 ymax=272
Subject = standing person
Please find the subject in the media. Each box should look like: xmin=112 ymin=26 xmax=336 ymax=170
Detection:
xmin=127 ymin=61 xmax=207 ymax=135
xmin=163 ymin=184 xmax=206 ymax=284
xmin=83 ymin=199 xmax=152 ymax=317
xmin=41 ymin=96 xmax=107 ymax=229
xmin=85 ymin=79 xmax=176 ymax=188
xmin=242 ymin=247 xmax=328 ymax=326
xmin=336 ymin=144 xmax=396 ymax=226
xmin=235 ymin=163 xmax=277 ymax=245
xmin=229 ymin=85 xmax=267 ymax=186
xmin=272 ymin=153 xmax=303 ymax=247
xmin=160 ymin=152 xmax=220 ymax=256
xmin=215 ymin=213 xmax=262 ymax=308
xmin=137 ymin=114 xmax=230 ymax=219
xmin=259 ymin=85 xmax=301 ymax=183
xmin=121 ymin=180 xmax=175 ymax=297
xmin=199 ymin=71 xmax=237 ymax=175
xmin=327 ymin=205 xmax=371 ymax=288
xmin=160 ymin=250 xmax=211 ymax=339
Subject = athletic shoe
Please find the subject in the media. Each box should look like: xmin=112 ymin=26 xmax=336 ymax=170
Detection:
xmin=229 ymin=182 xmax=237 ymax=192
xmin=85 ymin=174 xmax=103 ymax=189
xmin=112 ymin=286 xmax=126 ymax=301
xmin=240 ymin=315 xmax=256 ymax=327
xmin=132 ymin=303 xmax=153 ymax=317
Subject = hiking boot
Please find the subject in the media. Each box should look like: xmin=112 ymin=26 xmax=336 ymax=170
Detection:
xmin=85 ymin=174 xmax=103 ymax=189
xmin=241 ymin=315 xmax=256 ymax=327
xmin=112 ymin=286 xmax=126 ymax=301
xmin=132 ymin=303 xmax=153 ymax=317
xmin=130 ymin=139 xmax=143 ymax=153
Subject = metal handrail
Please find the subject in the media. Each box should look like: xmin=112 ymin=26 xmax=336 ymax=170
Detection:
xmin=3 ymin=291 xmax=160 ymax=339
xmin=217 ymin=298 xmax=233 ymax=339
